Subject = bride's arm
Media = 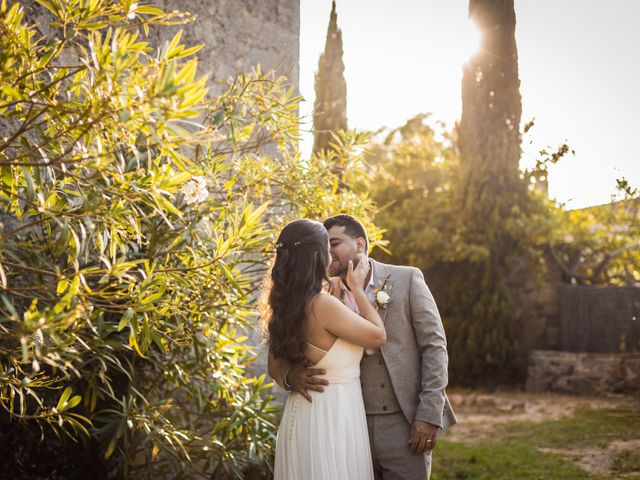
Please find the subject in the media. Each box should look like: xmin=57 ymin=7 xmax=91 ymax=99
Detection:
xmin=317 ymin=257 xmax=386 ymax=348
xmin=319 ymin=294 xmax=386 ymax=348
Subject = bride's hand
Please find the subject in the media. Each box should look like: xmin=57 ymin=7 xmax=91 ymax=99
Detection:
xmin=327 ymin=277 xmax=342 ymax=299
xmin=346 ymin=253 xmax=368 ymax=292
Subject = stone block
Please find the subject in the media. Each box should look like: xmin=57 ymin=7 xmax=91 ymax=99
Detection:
xmin=526 ymin=350 xmax=640 ymax=395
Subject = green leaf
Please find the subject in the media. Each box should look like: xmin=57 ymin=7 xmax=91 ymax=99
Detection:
xmin=104 ymin=435 xmax=118 ymax=459
xmin=136 ymin=6 xmax=163 ymax=15
xmin=20 ymin=167 xmax=35 ymax=203
xmin=66 ymin=395 xmax=82 ymax=410
xmin=56 ymin=277 xmax=69 ymax=295
xmin=118 ymin=308 xmax=134 ymax=331
xmin=174 ymin=44 xmax=203 ymax=59
xmin=35 ymin=0 xmax=58 ymax=17
xmin=56 ymin=387 xmax=72 ymax=411
xmin=167 ymin=30 xmax=183 ymax=57
xmin=140 ymin=285 xmax=166 ymax=306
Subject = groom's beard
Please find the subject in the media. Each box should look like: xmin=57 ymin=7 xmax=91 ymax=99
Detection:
xmin=329 ymin=255 xmax=359 ymax=278
xmin=329 ymin=259 xmax=349 ymax=277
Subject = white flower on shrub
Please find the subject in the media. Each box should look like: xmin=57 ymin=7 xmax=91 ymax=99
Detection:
xmin=127 ymin=3 xmax=137 ymax=19
xmin=181 ymin=176 xmax=209 ymax=205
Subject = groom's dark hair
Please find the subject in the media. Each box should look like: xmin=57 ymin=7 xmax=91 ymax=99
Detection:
xmin=323 ymin=214 xmax=369 ymax=250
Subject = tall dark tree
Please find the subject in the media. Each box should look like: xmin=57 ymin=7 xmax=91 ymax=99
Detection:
xmin=447 ymin=0 xmax=532 ymax=385
xmin=459 ymin=0 xmax=523 ymax=202
xmin=313 ymin=0 xmax=347 ymax=155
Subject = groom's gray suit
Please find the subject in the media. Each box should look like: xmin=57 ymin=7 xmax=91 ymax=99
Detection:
xmin=360 ymin=259 xmax=456 ymax=479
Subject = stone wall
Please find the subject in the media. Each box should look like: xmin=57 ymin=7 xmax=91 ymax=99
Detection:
xmin=510 ymin=252 xmax=564 ymax=355
xmin=525 ymin=350 xmax=640 ymax=394
xmin=147 ymin=0 xmax=300 ymax=97
xmin=22 ymin=0 xmax=300 ymax=98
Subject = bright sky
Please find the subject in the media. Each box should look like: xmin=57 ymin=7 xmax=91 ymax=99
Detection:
xmin=299 ymin=0 xmax=640 ymax=208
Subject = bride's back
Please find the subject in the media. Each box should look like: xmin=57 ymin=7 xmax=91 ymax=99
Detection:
xmin=303 ymin=292 xmax=340 ymax=365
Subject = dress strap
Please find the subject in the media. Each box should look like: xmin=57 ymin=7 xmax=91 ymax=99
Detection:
xmin=305 ymin=341 xmax=328 ymax=353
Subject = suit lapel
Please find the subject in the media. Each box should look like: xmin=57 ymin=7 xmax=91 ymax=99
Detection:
xmin=372 ymin=259 xmax=393 ymax=323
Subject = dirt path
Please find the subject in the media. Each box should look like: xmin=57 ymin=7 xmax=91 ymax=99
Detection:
xmin=538 ymin=440 xmax=640 ymax=478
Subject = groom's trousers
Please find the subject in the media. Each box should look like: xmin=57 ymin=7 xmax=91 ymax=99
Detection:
xmin=366 ymin=412 xmax=432 ymax=480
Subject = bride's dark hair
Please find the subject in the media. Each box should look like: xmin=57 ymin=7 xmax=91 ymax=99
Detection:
xmin=262 ymin=219 xmax=330 ymax=364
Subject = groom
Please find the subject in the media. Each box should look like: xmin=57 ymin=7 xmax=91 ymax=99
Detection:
xmin=284 ymin=214 xmax=457 ymax=479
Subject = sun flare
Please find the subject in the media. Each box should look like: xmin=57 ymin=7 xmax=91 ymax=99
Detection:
xmin=457 ymin=18 xmax=482 ymax=64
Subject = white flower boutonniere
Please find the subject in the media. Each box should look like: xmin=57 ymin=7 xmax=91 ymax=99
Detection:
xmin=374 ymin=288 xmax=391 ymax=309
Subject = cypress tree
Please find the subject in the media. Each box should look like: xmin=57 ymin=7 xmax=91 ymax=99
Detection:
xmin=459 ymin=0 xmax=522 ymax=202
xmin=313 ymin=0 xmax=347 ymax=155
xmin=448 ymin=0 xmax=530 ymax=385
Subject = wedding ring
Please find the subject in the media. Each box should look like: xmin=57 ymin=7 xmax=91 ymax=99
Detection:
xmin=426 ymin=440 xmax=432 ymax=443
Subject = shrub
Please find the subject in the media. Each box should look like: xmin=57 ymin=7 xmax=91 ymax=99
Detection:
xmin=0 ymin=1 xmax=378 ymax=477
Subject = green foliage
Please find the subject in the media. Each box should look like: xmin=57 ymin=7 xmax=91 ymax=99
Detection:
xmin=546 ymin=182 xmax=640 ymax=287
xmin=0 ymin=1 xmax=378 ymax=477
xmin=370 ymin=110 xmax=638 ymax=387
xmin=368 ymin=115 xmax=459 ymax=267
xmin=370 ymin=114 xmax=555 ymax=385
xmin=522 ymin=138 xmax=640 ymax=287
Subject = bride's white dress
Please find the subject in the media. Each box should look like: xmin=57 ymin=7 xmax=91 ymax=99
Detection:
xmin=274 ymin=337 xmax=374 ymax=480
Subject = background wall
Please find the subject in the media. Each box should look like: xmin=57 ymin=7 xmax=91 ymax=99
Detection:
xmin=22 ymin=0 xmax=300 ymax=97
xmin=147 ymin=0 xmax=299 ymax=96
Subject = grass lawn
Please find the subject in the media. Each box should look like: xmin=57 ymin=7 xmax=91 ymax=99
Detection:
xmin=431 ymin=404 xmax=640 ymax=480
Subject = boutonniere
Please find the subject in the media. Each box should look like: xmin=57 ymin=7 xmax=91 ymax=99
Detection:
xmin=373 ymin=280 xmax=391 ymax=309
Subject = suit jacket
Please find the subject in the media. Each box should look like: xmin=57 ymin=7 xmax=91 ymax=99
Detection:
xmin=370 ymin=259 xmax=457 ymax=431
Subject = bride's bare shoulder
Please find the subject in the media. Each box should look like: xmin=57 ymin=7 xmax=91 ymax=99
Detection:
xmin=312 ymin=292 xmax=346 ymax=315
xmin=308 ymin=292 xmax=337 ymax=310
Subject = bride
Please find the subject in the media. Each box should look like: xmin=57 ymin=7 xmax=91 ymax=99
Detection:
xmin=262 ymin=219 xmax=386 ymax=480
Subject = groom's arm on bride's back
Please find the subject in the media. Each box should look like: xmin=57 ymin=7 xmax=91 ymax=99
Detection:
xmin=268 ymin=349 xmax=329 ymax=402
xmin=266 ymin=351 xmax=301 ymax=391
xmin=409 ymin=267 xmax=448 ymax=429
xmin=267 ymin=350 xmax=287 ymax=389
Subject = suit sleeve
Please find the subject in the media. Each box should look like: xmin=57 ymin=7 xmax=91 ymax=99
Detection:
xmin=266 ymin=345 xmax=290 ymax=389
xmin=408 ymin=267 xmax=448 ymax=428
xmin=279 ymin=360 xmax=292 ymax=389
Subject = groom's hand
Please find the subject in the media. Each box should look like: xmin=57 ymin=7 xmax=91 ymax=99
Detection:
xmin=409 ymin=420 xmax=439 ymax=454
xmin=286 ymin=361 xmax=328 ymax=403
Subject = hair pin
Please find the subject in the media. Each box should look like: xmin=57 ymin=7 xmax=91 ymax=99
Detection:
xmin=275 ymin=240 xmax=304 ymax=250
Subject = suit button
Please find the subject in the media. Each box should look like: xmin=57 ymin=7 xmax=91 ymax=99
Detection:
xmin=380 ymin=383 xmax=385 ymax=388
xmin=378 ymin=359 xmax=384 ymax=365
xmin=382 ymin=406 xmax=388 ymax=411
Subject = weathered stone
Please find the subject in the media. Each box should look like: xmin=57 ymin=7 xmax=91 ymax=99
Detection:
xmin=20 ymin=0 xmax=300 ymax=98
xmin=145 ymin=0 xmax=299 ymax=97
xmin=526 ymin=350 xmax=640 ymax=395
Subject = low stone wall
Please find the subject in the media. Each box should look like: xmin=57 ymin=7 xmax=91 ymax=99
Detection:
xmin=526 ymin=350 xmax=640 ymax=395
